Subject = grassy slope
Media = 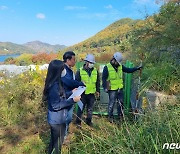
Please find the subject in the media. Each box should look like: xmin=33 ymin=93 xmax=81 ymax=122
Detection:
xmin=0 ymin=72 xmax=179 ymax=153
xmin=0 ymin=102 xmax=179 ymax=154
xmin=1 ymin=2 xmax=179 ymax=153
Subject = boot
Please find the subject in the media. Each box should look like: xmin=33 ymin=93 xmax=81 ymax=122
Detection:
xmin=108 ymin=116 xmax=114 ymax=123
xmin=86 ymin=119 xmax=93 ymax=127
xmin=75 ymin=119 xmax=82 ymax=129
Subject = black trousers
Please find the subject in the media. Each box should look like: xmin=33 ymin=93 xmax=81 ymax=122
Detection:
xmin=76 ymin=94 xmax=95 ymax=124
xmin=48 ymin=123 xmax=66 ymax=154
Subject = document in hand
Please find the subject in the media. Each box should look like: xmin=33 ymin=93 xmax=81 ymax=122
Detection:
xmin=68 ymin=86 xmax=86 ymax=111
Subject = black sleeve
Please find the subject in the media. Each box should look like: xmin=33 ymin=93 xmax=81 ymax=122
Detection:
xmin=65 ymin=90 xmax=73 ymax=98
xmin=122 ymin=65 xmax=139 ymax=73
xmin=96 ymin=70 xmax=100 ymax=93
xmin=102 ymin=66 xmax=109 ymax=90
xmin=75 ymin=69 xmax=81 ymax=82
xmin=61 ymin=74 xmax=84 ymax=88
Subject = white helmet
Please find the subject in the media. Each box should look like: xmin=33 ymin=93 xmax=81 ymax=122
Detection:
xmin=113 ymin=52 xmax=123 ymax=64
xmin=84 ymin=54 xmax=96 ymax=64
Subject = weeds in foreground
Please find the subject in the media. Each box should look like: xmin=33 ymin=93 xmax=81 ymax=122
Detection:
xmin=0 ymin=71 xmax=179 ymax=154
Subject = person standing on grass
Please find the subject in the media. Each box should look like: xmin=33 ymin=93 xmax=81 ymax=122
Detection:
xmin=102 ymin=52 xmax=142 ymax=123
xmin=75 ymin=54 xmax=100 ymax=127
xmin=61 ymin=51 xmax=85 ymax=135
xmin=43 ymin=60 xmax=81 ymax=153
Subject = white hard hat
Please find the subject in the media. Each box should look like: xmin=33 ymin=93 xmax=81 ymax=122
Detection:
xmin=113 ymin=52 xmax=123 ymax=64
xmin=84 ymin=54 xmax=96 ymax=63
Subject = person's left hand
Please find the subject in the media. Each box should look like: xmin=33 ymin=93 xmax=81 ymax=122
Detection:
xmin=137 ymin=63 xmax=143 ymax=70
xmin=95 ymin=92 xmax=100 ymax=98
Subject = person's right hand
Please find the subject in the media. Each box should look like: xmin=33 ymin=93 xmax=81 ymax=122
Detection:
xmin=73 ymin=96 xmax=81 ymax=102
xmin=72 ymin=88 xmax=77 ymax=93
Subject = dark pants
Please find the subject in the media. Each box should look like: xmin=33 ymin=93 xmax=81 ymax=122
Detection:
xmin=48 ymin=124 xmax=66 ymax=154
xmin=76 ymin=94 xmax=95 ymax=124
xmin=108 ymin=89 xmax=124 ymax=118
xmin=65 ymin=106 xmax=74 ymax=136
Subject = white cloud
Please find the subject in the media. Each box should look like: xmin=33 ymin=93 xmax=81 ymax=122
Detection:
xmin=133 ymin=0 xmax=159 ymax=12
xmin=64 ymin=6 xmax=87 ymax=10
xmin=77 ymin=9 xmax=122 ymax=21
xmin=134 ymin=0 xmax=155 ymax=5
xmin=77 ymin=13 xmax=107 ymax=20
xmin=0 ymin=5 xmax=8 ymax=10
xmin=129 ymin=0 xmax=161 ymax=19
xmin=36 ymin=13 xmax=45 ymax=19
xmin=109 ymin=9 xmax=122 ymax=20
xmin=104 ymin=5 xmax=113 ymax=9
xmin=134 ymin=0 xmax=149 ymax=4
xmin=94 ymin=13 xmax=107 ymax=18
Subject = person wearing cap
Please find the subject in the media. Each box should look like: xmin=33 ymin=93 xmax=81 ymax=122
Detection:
xmin=75 ymin=54 xmax=100 ymax=127
xmin=102 ymin=52 xmax=142 ymax=123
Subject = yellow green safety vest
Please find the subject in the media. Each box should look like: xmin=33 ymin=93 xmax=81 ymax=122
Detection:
xmin=80 ymin=67 xmax=97 ymax=94
xmin=107 ymin=63 xmax=123 ymax=90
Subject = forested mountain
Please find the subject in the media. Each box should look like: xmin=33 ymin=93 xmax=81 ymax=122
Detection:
xmin=66 ymin=18 xmax=139 ymax=55
xmin=24 ymin=41 xmax=66 ymax=53
xmin=0 ymin=42 xmax=34 ymax=55
xmin=0 ymin=1 xmax=179 ymax=153
xmin=0 ymin=41 xmax=66 ymax=55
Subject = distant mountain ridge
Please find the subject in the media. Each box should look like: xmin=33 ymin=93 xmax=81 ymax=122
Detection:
xmin=0 ymin=41 xmax=67 ymax=55
xmin=24 ymin=41 xmax=66 ymax=53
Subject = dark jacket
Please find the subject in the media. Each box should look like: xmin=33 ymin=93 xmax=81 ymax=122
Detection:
xmin=102 ymin=62 xmax=139 ymax=90
xmin=47 ymin=81 xmax=75 ymax=124
xmin=75 ymin=64 xmax=100 ymax=93
xmin=61 ymin=64 xmax=85 ymax=98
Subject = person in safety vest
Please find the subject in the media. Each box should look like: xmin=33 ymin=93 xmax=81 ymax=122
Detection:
xmin=75 ymin=54 xmax=100 ymax=127
xmin=102 ymin=52 xmax=142 ymax=123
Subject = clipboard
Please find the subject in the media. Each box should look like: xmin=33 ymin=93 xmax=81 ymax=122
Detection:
xmin=68 ymin=86 xmax=86 ymax=110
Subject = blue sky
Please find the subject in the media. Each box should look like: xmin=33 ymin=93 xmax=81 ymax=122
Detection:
xmin=0 ymin=0 xmax=162 ymax=46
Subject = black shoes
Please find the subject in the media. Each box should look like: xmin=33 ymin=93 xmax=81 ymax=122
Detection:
xmin=108 ymin=117 xmax=114 ymax=123
xmin=76 ymin=124 xmax=82 ymax=129
xmin=86 ymin=121 xmax=93 ymax=127
xmin=75 ymin=119 xmax=93 ymax=128
xmin=108 ymin=115 xmax=124 ymax=123
xmin=75 ymin=119 xmax=82 ymax=129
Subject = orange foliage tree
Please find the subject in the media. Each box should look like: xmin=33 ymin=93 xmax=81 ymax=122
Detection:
xmin=31 ymin=53 xmax=58 ymax=64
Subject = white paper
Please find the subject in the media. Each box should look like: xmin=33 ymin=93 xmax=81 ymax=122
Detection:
xmin=77 ymin=100 xmax=83 ymax=111
xmin=68 ymin=86 xmax=86 ymax=98
xmin=68 ymin=86 xmax=86 ymax=110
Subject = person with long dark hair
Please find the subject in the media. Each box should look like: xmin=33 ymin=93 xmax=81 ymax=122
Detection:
xmin=43 ymin=60 xmax=81 ymax=153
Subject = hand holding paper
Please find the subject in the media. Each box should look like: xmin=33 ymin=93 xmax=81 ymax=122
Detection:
xmin=72 ymin=88 xmax=77 ymax=93
xmin=68 ymin=86 xmax=86 ymax=111
xmin=69 ymin=86 xmax=86 ymax=99
xmin=73 ymin=96 xmax=81 ymax=102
